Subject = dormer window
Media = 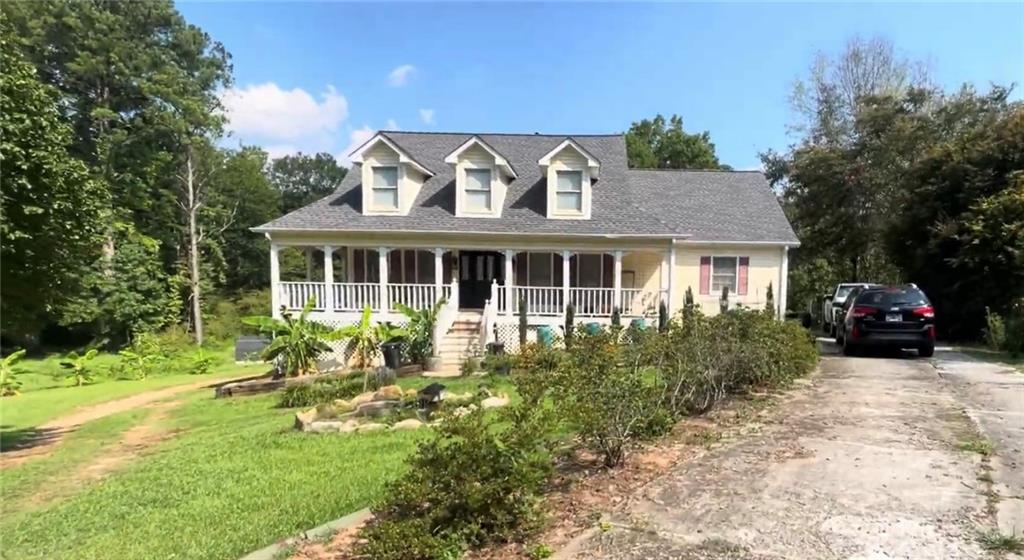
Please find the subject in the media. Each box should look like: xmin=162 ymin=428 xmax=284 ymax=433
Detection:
xmin=371 ymin=166 xmax=399 ymax=210
xmin=465 ymin=168 xmax=492 ymax=211
xmin=555 ymin=170 xmax=583 ymax=212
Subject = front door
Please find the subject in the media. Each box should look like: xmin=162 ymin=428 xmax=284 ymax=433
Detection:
xmin=458 ymin=251 xmax=503 ymax=309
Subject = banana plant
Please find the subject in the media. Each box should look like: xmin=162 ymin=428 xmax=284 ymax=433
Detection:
xmin=395 ymin=300 xmax=445 ymax=365
xmin=1 ymin=349 xmax=27 ymax=396
xmin=242 ymin=297 xmax=341 ymax=377
xmin=61 ymin=349 xmax=99 ymax=386
xmin=335 ymin=306 xmax=407 ymax=390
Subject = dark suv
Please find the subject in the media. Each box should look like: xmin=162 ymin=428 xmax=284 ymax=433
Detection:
xmin=837 ymin=285 xmax=936 ymax=357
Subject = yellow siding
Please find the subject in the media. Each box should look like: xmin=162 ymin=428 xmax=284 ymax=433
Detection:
xmin=546 ymin=145 xmax=592 ymax=219
xmin=673 ymin=245 xmax=783 ymax=315
xmin=622 ymin=251 xmax=661 ymax=293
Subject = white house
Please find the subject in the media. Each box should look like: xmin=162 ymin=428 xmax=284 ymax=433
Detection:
xmin=253 ymin=131 xmax=799 ymax=366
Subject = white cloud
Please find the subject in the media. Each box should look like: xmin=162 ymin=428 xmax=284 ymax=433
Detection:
xmin=220 ymin=82 xmax=348 ymax=141
xmin=386 ymin=118 xmax=399 ymax=130
xmin=264 ymin=144 xmax=302 ymax=160
xmin=418 ymin=108 xmax=436 ymax=125
xmin=337 ymin=126 xmax=375 ymax=166
xmin=388 ymin=64 xmax=416 ymax=87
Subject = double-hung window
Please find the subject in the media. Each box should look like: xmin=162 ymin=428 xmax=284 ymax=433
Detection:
xmin=465 ymin=168 xmax=492 ymax=212
xmin=371 ymin=166 xmax=399 ymax=210
xmin=555 ymin=170 xmax=583 ymax=212
xmin=711 ymin=256 xmax=738 ymax=292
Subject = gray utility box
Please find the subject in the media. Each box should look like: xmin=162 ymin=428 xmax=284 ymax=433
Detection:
xmin=235 ymin=336 xmax=270 ymax=363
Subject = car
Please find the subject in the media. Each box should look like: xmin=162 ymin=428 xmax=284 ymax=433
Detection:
xmin=836 ymin=285 xmax=936 ymax=357
xmin=822 ymin=283 xmax=882 ymax=336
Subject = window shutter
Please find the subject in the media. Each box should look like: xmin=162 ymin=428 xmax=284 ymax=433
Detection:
xmin=738 ymin=257 xmax=749 ymax=295
xmin=699 ymin=257 xmax=711 ymax=295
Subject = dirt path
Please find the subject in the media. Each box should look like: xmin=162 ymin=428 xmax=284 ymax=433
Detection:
xmin=567 ymin=351 xmax=998 ymax=559
xmin=0 ymin=374 xmax=254 ymax=468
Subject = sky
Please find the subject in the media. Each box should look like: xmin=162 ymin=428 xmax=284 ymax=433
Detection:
xmin=178 ymin=2 xmax=1024 ymax=170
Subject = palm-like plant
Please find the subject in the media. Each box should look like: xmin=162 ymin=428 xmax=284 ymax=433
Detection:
xmin=242 ymin=298 xmax=340 ymax=377
xmin=395 ymin=299 xmax=445 ymax=364
xmin=61 ymin=349 xmax=99 ymax=386
xmin=336 ymin=306 xmax=407 ymax=390
xmin=1 ymin=349 xmax=28 ymax=396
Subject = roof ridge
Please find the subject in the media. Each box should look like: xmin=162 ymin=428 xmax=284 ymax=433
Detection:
xmin=629 ymin=168 xmax=762 ymax=173
xmin=382 ymin=130 xmax=624 ymax=138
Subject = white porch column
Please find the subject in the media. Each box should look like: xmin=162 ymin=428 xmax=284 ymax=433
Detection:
xmin=433 ymin=248 xmax=444 ymax=302
xmin=378 ymin=247 xmax=390 ymax=313
xmin=270 ymin=244 xmax=281 ymax=319
xmin=666 ymin=242 xmax=677 ymax=315
xmin=612 ymin=250 xmax=623 ymax=312
xmin=779 ymin=246 xmax=789 ymax=320
xmin=323 ymin=246 xmax=335 ymax=312
xmin=504 ymin=250 xmax=514 ymax=316
xmin=561 ymin=250 xmax=571 ymax=312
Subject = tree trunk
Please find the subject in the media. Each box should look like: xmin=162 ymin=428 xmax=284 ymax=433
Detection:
xmin=185 ymin=148 xmax=204 ymax=345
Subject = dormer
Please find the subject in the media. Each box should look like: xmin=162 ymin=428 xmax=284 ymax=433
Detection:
xmin=444 ymin=136 xmax=516 ymax=218
xmin=348 ymin=133 xmax=433 ymax=216
xmin=538 ymin=138 xmax=600 ymax=220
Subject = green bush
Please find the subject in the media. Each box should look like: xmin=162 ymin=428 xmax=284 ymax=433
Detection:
xmin=277 ymin=375 xmax=364 ymax=408
xmin=357 ymin=405 xmax=556 ymax=559
xmin=984 ymin=307 xmax=1007 ymax=351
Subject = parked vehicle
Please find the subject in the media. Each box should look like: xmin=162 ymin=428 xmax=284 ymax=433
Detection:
xmin=822 ymin=283 xmax=881 ymax=336
xmin=836 ymin=285 xmax=936 ymax=357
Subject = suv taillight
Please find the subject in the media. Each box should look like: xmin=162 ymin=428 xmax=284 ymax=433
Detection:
xmin=851 ymin=306 xmax=875 ymax=318
xmin=912 ymin=306 xmax=935 ymax=318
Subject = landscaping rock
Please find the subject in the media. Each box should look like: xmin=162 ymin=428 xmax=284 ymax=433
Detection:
xmin=452 ymin=404 xmax=478 ymax=417
xmin=309 ymin=421 xmax=345 ymax=433
xmin=445 ymin=391 xmax=475 ymax=404
xmin=295 ymin=407 xmax=317 ymax=431
xmin=355 ymin=422 xmax=386 ymax=433
xmin=332 ymin=399 xmax=355 ymax=413
xmin=338 ymin=420 xmax=361 ymax=433
xmin=480 ymin=396 xmax=510 ymax=409
xmin=355 ymin=400 xmax=400 ymax=418
xmin=404 ymin=388 xmax=418 ymax=398
xmin=392 ymin=419 xmax=425 ymax=430
xmin=350 ymin=392 xmax=375 ymax=406
xmin=373 ymin=385 xmax=404 ymax=401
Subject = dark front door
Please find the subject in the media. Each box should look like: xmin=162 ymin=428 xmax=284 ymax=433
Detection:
xmin=458 ymin=251 xmax=503 ymax=309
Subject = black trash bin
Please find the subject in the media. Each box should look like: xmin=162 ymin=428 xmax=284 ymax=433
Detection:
xmin=487 ymin=342 xmax=505 ymax=355
xmin=381 ymin=341 xmax=402 ymax=369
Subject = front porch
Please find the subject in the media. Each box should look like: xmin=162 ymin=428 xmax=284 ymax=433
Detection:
xmin=270 ymin=246 xmax=672 ymax=323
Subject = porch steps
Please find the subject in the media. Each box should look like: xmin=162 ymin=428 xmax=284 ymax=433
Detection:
xmin=438 ymin=312 xmax=483 ymax=367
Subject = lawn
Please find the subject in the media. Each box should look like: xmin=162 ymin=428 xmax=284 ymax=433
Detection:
xmin=0 ymin=375 xmax=513 ymax=560
xmin=1 ymin=348 xmax=267 ymax=448
xmin=956 ymin=346 xmax=1024 ymax=373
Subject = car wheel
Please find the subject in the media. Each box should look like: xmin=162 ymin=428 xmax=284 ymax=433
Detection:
xmin=918 ymin=344 xmax=934 ymax=358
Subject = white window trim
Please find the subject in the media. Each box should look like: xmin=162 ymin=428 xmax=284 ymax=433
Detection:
xmin=370 ymin=165 xmax=400 ymax=211
xmin=464 ymin=168 xmax=493 ymax=212
xmin=709 ymin=255 xmax=741 ymax=294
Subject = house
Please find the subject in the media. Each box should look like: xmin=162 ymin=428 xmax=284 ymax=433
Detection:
xmin=253 ymin=131 xmax=799 ymax=366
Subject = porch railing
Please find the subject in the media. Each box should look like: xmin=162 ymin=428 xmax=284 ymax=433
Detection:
xmin=620 ymin=288 xmax=665 ymax=316
xmin=387 ymin=284 xmax=439 ymax=312
xmin=333 ymin=282 xmax=380 ymax=312
xmin=511 ymin=286 xmax=564 ymax=316
xmin=570 ymin=287 xmax=616 ymax=317
xmin=280 ymin=282 xmax=326 ymax=311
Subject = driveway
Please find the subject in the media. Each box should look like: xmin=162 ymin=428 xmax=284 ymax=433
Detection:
xmin=564 ymin=346 xmax=1020 ymax=559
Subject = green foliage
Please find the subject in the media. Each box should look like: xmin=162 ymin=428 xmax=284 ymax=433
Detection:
xmin=0 ymin=23 xmax=108 ymax=338
xmin=564 ymin=303 xmax=575 ymax=348
xmin=765 ymin=282 xmax=775 ymax=316
xmin=528 ymin=543 xmax=554 ymax=560
xmin=333 ymin=306 xmax=407 ymax=389
xmin=459 ymin=357 xmax=475 ymax=377
xmin=610 ymin=306 xmax=621 ymax=329
xmin=625 ymin=114 xmax=727 ymax=169
xmin=985 ymin=307 xmax=1007 ymax=351
xmin=0 ymin=349 xmax=28 ymax=396
xmin=188 ymin=349 xmax=219 ymax=376
xmin=242 ymin=298 xmax=340 ymax=377
xmin=519 ymin=297 xmax=528 ymax=347
xmin=719 ymin=285 xmax=730 ymax=314
xmin=659 ymin=300 xmax=670 ymax=332
xmin=358 ymin=405 xmax=556 ymax=559
xmin=396 ymin=300 xmax=444 ymax=364
xmin=482 ymin=352 xmax=514 ymax=376
xmin=269 ymin=153 xmax=349 ymax=214
xmin=277 ymin=376 xmax=364 ymax=408
xmin=60 ymin=349 xmax=99 ymax=387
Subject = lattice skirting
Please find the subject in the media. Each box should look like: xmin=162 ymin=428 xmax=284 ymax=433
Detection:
xmin=308 ymin=317 xmax=411 ymax=370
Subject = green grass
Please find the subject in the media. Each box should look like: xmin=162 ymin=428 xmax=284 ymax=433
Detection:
xmin=0 ymin=375 xmax=513 ymax=560
xmin=956 ymin=346 xmax=1024 ymax=373
xmin=957 ymin=438 xmax=996 ymax=456
xmin=1 ymin=353 xmax=265 ymax=449
xmin=977 ymin=529 xmax=1024 ymax=553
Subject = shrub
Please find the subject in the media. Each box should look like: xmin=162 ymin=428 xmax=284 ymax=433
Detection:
xmin=1 ymin=349 xmax=27 ymax=396
xmin=459 ymin=357 xmax=475 ymax=377
xmin=482 ymin=352 xmax=513 ymax=376
xmin=397 ymin=300 xmax=444 ymax=364
xmin=564 ymin=303 xmax=575 ymax=348
xmin=659 ymin=300 xmax=669 ymax=332
xmin=370 ymin=366 xmax=397 ymax=390
xmin=610 ymin=307 xmax=621 ymax=330
xmin=519 ymin=297 xmax=528 ymax=347
xmin=188 ymin=348 xmax=220 ymax=375
xmin=984 ymin=307 xmax=1006 ymax=351
xmin=357 ymin=405 xmax=556 ymax=559
xmin=277 ymin=375 xmax=364 ymax=408
xmin=60 ymin=349 xmax=99 ymax=386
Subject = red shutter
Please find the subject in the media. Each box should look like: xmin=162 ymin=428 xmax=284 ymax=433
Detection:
xmin=699 ymin=257 xmax=711 ymax=295
xmin=738 ymin=257 xmax=749 ymax=295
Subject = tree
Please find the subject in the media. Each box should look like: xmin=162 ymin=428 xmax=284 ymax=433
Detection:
xmin=0 ymin=22 xmax=108 ymax=340
xmin=269 ymin=153 xmax=348 ymax=213
xmin=625 ymin=114 xmax=727 ymax=169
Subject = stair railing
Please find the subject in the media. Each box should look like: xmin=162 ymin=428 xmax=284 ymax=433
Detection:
xmin=432 ymin=280 xmax=459 ymax=357
xmin=480 ymin=279 xmax=499 ymax=349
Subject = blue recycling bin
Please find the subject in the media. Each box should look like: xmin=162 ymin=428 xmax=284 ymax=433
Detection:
xmin=536 ymin=326 xmax=555 ymax=346
xmin=584 ymin=322 xmax=602 ymax=335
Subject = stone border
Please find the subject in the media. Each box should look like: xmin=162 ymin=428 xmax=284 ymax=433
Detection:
xmin=238 ymin=508 xmax=372 ymax=560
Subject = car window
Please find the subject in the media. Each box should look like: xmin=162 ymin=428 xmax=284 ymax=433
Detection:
xmin=835 ymin=286 xmax=855 ymax=298
xmin=856 ymin=288 xmax=929 ymax=307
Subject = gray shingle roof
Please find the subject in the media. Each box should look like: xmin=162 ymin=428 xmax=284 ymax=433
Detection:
xmin=255 ymin=131 xmax=798 ymax=244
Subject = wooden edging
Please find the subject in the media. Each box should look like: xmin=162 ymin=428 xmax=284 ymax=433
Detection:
xmin=238 ymin=508 xmax=372 ymax=560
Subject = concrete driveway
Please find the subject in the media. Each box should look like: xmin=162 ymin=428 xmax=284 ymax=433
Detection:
xmin=565 ymin=345 xmax=1022 ymax=559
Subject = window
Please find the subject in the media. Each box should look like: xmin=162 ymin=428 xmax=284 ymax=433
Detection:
xmin=465 ymin=168 xmax=492 ymax=211
xmin=555 ymin=170 xmax=583 ymax=212
xmin=711 ymin=256 xmax=738 ymax=292
xmin=371 ymin=166 xmax=399 ymax=210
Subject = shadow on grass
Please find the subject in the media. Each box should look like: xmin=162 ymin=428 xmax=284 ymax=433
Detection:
xmin=0 ymin=425 xmax=69 ymax=453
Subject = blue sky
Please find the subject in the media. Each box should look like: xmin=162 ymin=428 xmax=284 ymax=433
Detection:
xmin=179 ymin=2 xmax=1024 ymax=170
